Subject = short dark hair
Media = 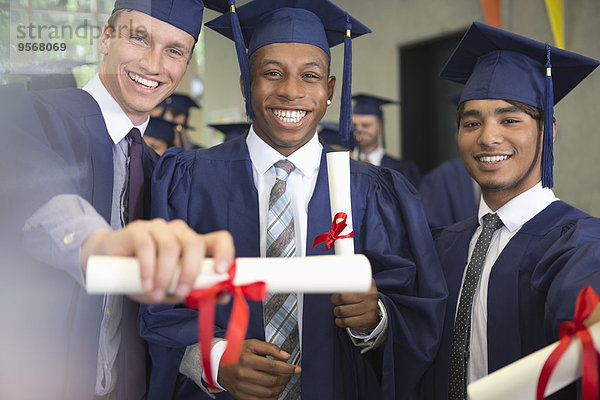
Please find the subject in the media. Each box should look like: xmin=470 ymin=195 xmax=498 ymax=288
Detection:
xmin=106 ymin=9 xmax=127 ymax=32
xmin=456 ymin=99 xmax=544 ymax=134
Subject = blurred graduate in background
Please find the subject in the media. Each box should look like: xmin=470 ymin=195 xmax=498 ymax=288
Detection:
xmin=352 ymin=93 xmax=421 ymax=187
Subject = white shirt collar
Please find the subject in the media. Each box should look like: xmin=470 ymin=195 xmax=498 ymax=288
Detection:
xmin=82 ymin=74 xmax=149 ymax=144
xmin=478 ymin=182 xmax=558 ymax=233
xmin=246 ymin=125 xmax=322 ymax=177
xmin=360 ymin=145 xmax=385 ymax=165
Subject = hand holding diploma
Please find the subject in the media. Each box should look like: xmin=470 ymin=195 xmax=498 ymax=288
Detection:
xmin=332 ymin=278 xmax=380 ymax=333
xmin=322 ymin=151 xmax=383 ymax=334
xmin=81 ymin=218 xmax=235 ymax=304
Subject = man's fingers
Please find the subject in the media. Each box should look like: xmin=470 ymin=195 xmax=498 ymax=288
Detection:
xmin=333 ymin=302 xmax=370 ymax=319
xmin=202 ymin=230 xmax=235 ymax=273
xmin=245 ymin=339 xmax=290 ymax=360
xmin=171 ymin=219 xmax=206 ymax=297
xmin=335 ymin=313 xmax=377 ymax=331
xmin=128 ymin=222 xmax=159 ymax=293
xmin=331 ymin=292 xmax=365 ymax=306
xmin=147 ymin=220 xmax=184 ymax=301
xmin=243 ymin=340 xmax=300 ymax=375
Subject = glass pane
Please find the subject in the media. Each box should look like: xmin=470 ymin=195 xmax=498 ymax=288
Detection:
xmin=30 ymin=0 xmax=91 ymax=12
xmin=99 ymin=0 xmax=113 ymax=14
xmin=0 ymin=8 xmax=10 ymax=84
xmin=98 ymin=12 xmax=109 ymax=26
xmin=10 ymin=11 xmax=96 ymax=73
xmin=8 ymin=0 xmax=29 ymax=8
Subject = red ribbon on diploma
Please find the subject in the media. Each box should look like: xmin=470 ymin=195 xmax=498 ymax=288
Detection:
xmin=186 ymin=261 xmax=267 ymax=390
xmin=537 ymin=285 xmax=600 ymax=400
xmin=312 ymin=212 xmax=354 ymax=250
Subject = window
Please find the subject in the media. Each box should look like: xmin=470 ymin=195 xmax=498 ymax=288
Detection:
xmin=3 ymin=0 xmax=204 ymax=88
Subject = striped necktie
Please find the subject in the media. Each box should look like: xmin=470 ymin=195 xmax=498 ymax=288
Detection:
xmin=448 ymin=213 xmax=504 ymax=400
xmin=263 ymin=159 xmax=301 ymax=400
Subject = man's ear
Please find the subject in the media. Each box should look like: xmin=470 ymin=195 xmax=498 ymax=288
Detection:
xmin=327 ymin=75 xmax=336 ymax=101
xmin=99 ymin=23 xmax=113 ymax=55
xmin=239 ymin=75 xmax=245 ymax=99
xmin=552 ymin=120 xmax=558 ymax=142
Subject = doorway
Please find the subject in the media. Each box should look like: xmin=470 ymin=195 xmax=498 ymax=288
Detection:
xmin=400 ymin=30 xmax=466 ymax=175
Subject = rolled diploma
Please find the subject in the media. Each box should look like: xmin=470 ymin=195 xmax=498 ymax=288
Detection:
xmin=86 ymin=254 xmax=372 ymax=295
xmin=468 ymin=320 xmax=600 ymax=400
xmin=326 ymin=151 xmax=354 ymax=255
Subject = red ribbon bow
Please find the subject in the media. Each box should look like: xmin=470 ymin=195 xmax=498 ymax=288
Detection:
xmin=312 ymin=212 xmax=354 ymax=250
xmin=186 ymin=261 xmax=267 ymax=390
xmin=537 ymin=285 xmax=600 ymax=400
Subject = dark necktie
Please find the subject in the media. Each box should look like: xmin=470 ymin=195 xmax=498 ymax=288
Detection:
xmin=123 ymin=128 xmax=147 ymax=398
xmin=127 ymin=127 xmax=144 ymax=222
xmin=263 ymin=159 xmax=301 ymax=400
xmin=448 ymin=213 xmax=504 ymax=400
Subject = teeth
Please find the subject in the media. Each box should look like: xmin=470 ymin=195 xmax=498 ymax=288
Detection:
xmin=272 ymin=109 xmax=307 ymax=124
xmin=128 ymin=72 xmax=159 ymax=89
xmin=479 ymin=155 xmax=509 ymax=162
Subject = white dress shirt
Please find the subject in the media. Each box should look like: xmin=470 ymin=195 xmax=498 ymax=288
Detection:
xmin=358 ymin=145 xmax=385 ymax=166
xmin=462 ymin=182 xmax=558 ymax=386
xmin=193 ymin=127 xmax=387 ymax=391
xmin=84 ymin=74 xmax=148 ymax=397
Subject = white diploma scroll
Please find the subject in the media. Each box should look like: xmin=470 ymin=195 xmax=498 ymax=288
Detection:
xmin=468 ymin=320 xmax=600 ymax=400
xmin=326 ymin=151 xmax=355 ymax=255
xmin=86 ymin=254 xmax=372 ymax=295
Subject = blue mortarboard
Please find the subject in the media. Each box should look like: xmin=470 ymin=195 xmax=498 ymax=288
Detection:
xmin=158 ymin=93 xmax=200 ymax=119
xmin=112 ymin=0 xmax=228 ymax=41
xmin=440 ymin=22 xmax=600 ymax=188
xmin=318 ymin=120 xmax=356 ymax=150
xmin=205 ymin=0 xmax=371 ymax=141
xmin=447 ymin=92 xmax=462 ymax=107
xmin=209 ymin=122 xmax=251 ymax=141
xmin=145 ymin=117 xmax=178 ymax=144
xmin=352 ymin=93 xmax=398 ymax=118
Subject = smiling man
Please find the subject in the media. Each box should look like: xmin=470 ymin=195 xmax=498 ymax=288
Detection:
xmin=420 ymin=23 xmax=600 ymax=400
xmin=0 ymin=1 xmax=235 ymax=399
xmin=138 ymin=0 xmax=447 ymax=399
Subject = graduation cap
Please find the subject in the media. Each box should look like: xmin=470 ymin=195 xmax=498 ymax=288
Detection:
xmin=205 ymin=0 xmax=371 ymax=141
xmin=447 ymin=92 xmax=462 ymax=107
xmin=145 ymin=117 xmax=178 ymax=145
xmin=352 ymin=93 xmax=397 ymax=148
xmin=208 ymin=122 xmax=251 ymax=141
xmin=112 ymin=0 xmax=229 ymax=41
xmin=352 ymin=93 xmax=398 ymax=118
xmin=158 ymin=93 xmax=200 ymax=119
xmin=11 ymin=59 xmax=95 ymax=91
xmin=440 ymin=22 xmax=599 ymax=188
xmin=318 ymin=120 xmax=356 ymax=151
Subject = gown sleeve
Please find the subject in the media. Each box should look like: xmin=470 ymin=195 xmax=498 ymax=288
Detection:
xmin=357 ymin=165 xmax=448 ymax=400
xmin=139 ymin=148 xmax=221 ymax=399
xmin=538 ymin=216 xmax=600 ymax=335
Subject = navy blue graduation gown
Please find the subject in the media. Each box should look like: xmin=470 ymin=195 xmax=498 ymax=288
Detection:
xmin=381 ymin=154 xmax=421 ymax=188
xmin=421 ymin=201 xmax=600 ymax=399
xmin=139 ymin=136 xmax=447 ymax=400
xmin=419 ymin=158 xmax=477 ymax=228
xmin=0 ymin=85 xmax=157 ymax=399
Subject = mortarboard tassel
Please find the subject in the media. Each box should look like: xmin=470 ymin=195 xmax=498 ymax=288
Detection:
xmin=338 ymin=14 xmax=352 ymax=143
xmin=228 ymin=0 xmax=254 ymax=119
xmin=542 ymin=44 xmax=554 ymax=188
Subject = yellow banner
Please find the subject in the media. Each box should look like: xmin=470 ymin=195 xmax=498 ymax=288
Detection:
xmin=544 ymin=0 xmax=565 ymax=49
